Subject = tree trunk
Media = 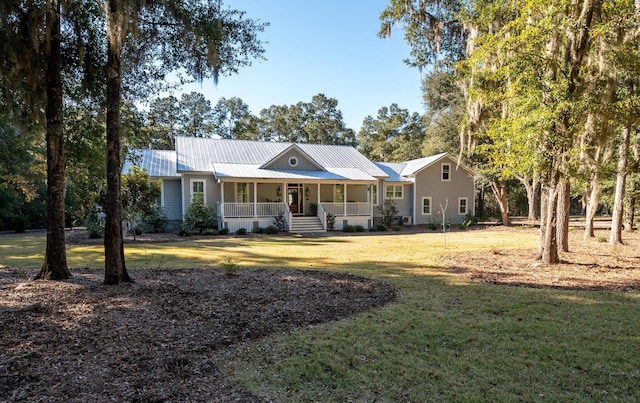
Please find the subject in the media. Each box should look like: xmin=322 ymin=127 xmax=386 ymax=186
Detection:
xmin=476 ymin=184 xmax=485 ymax=218
xmin=542 ymin=167 xmax=561 ymax=264
xmin=623 ymin=179 xmax=635 ymax=232
xmin=556 ymin=177 xmax=570 ymax=252
xmin=104 ymin=0 xmax=132 ymax=285
xmin=490 ymin=179 xmax=511 ymax=226
xmin=36 ymin=0 xmax=71 ymax=281
xmin=583 ymin=173 xmax=600 ymax=240
xmin=610 ymin=126 xmax=630 ymax=245
xmin=517 ymin=175 xmax=537 ymax=221
xmin=537 ymin=183 xmax=548 ymax=260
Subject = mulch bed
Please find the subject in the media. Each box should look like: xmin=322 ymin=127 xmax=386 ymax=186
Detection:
xmin=0 ymin=267 xmax=396 ymax=402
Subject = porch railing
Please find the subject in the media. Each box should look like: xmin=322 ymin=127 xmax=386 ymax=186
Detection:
xmin=321 ymin=202 xmax=370 ymax=216
xmin=223 ymin=202 xmax=283 ymax=218
xmin=317 ymin=202 xmax=327 ymax=230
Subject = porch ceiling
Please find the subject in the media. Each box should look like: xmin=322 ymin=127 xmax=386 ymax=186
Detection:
xmin=212 ymin=164 xmax=378 ymax=181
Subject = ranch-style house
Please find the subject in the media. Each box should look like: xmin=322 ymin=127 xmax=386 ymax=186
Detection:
xmin=123 ymin=137 xmax=475 ymax=233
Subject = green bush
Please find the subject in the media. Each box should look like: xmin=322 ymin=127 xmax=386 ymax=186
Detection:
xmin=355 ymin=225 xmax=365 ymax=232
xmin=202 ymin=228 xmax=219 ymax=235
xmin=375 ymin=224 xmax=387 ymax=231
xmin=141 ymin=205 xmax=169 ymax=233
xmin=253 ymin=227 xmax=265 ymax=234
xmin=183 ymin=201 xmax=217 ymax=234
xmin=343 ymin=225 xmax=356 ymax=233
xmin=236 ymin=227 xmax=247 ymax=235
xmin=377 ymin=199 xmax=399 ymax=228
xmin=177 ymin=221 xmax=193 ymax=237
xmin=85 ymin=217 xmax=104 ymax=239
xmin=273 ymin=213 xmax=286 ymax=231
xmin=218 ymin=228 xmax=229 ymax=235
xmin=461 ymin=213 xmax=478 ymax=229
xmin=265 ymin=224 xmax=279 ymax=234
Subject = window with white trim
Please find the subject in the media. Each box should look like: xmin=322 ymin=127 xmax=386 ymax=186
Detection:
xmin=371 ymin=184 xmax=378 ymax=205
xmin=422 ymin=197 xmax=432 ymax=215
xmin=458 ymin=197 xmax=468 ymax=215
xmin=441 ymin=163 xmax=451 ymax=181
xmin=385 ymin=185 xmax=403 ymax=199
xmin=334 ymin=184 xmax=344 ymax=203
xmin=236 ymin=182 xmax=248 ymax=203
xmin=191 ymin=180 xmax=205 ymax=204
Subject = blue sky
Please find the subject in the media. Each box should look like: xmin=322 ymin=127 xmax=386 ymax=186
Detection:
xmin=180 ymin=0 xmax=424 ymax=132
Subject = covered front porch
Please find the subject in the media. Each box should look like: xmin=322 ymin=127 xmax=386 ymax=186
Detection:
xmin=217 ymin=181 xmax=374 ymax=232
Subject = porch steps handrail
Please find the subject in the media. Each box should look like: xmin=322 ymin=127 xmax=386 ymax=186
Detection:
xmin=317 ymin=202 xmax=327 ymax=231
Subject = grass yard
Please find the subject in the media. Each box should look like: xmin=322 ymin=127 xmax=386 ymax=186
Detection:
xmin=1 ymin=227 xmax=639 ymax=401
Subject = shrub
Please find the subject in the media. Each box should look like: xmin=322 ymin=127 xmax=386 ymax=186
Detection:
xmin=326 ymin=214 xmax=336 ymax=231
xmin=461 ymin=213 xmax=478 ymax=229
xmin=343 ymin=225 xmax=356 ymax=233
xmin=201 ymin=228 xmax=219 ymax=235
xmin=177 ymin=222 xmax=193 ymax=237
xmin=375 ymin=224 xmax=388 ymax=231
xmin=253 ymin=227 xmax=265 ymax=234
xmin=220 ymin=257 xmax=239 ymax=275
xmin=183 ymin=201 xmax=217 ymax=234
xmin=273 ymin=213 xmax=286 ymax=231
xmin=236 ymin=227 xmax=247 ymax=235
xmin=377 ymin=199 xmax=399 ymax=228
xmin=141 ymin=205 xmax=169 ymax=233
xmin=218 ymin=228 xmax=229 ymax=235
xmin=85 ymin=217 xmax=104 ymax=239
xmin=355 ymin=225 xmax=365 ymax=232
xmin=392 ymin=226 xmax=401 ymax=231
xmin=265 ymin=224 xmax=279 ymax=234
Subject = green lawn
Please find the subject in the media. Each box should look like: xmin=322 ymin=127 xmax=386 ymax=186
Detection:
xmin=1 ymin=229 xmax=639 ymax=401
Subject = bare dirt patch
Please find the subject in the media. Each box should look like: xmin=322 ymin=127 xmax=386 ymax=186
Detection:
xmin=0 ymin=267 xmax=396 ymax=402
xmin=442 ymin=227 xmax=640 ymax=291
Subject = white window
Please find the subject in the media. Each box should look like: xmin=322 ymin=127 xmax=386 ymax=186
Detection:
xmin=422 ymin=197 xmax=432 ymax=215
xmin=458 ymin=197 xmax=468 ymax=215
xmin=371 ymin=184 xmax=378 ymax=205
xmin=442 ymin=163 xmax=451 ymax=181
xmin=385 ymin=185 xmax=403 ymax=199
xmin=335 ymin=184 xmax=344 ymax=203
xmin=236 ymin=182 xmax=248 ymax=203
xmin=191 ymin=180 xmax=205 ymax=204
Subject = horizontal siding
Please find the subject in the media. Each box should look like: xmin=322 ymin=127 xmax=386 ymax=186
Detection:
xmin=162 ymin=179 xmax=183 ymax=220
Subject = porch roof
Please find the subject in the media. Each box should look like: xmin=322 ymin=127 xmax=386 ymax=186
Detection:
xmin=122 ymin=149 xmax=179 ymax=178
xmin=212 ymin=163 xmax=378 ymax=181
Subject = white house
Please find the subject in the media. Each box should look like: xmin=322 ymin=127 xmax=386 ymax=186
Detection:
xmin=123 ymin=137 xmax=475 ymax=233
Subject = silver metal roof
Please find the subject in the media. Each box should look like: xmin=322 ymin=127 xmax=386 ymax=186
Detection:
xmin=175 ymin=137 xmax=388 ymax=179
xmin=122 ymin=149 xmax=178 ymax=178
xmin=374 ymin=162 xmax=412 ymax=182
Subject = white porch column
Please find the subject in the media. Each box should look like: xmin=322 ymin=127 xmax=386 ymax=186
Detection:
xmin=253 ymin=182 xmax=258 ymax=218
xmin=343 ymin=184 xmax=348 ymax=216
xmin=219 ymin=180 xmax=225 ymax=218
xmin=317 ymin=183 xmax=320 ymax=205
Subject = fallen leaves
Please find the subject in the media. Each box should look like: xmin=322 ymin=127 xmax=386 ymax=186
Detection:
xmin=0 ymin=267 xmax=396 ymax=402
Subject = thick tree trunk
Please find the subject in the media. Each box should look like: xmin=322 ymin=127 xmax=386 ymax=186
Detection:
xmin=583 ymin=173 xmax=600 ymax=240
xmin=541 ymin=165 xmax=561 ymax=264
xmin=557 ymin=177 xmax=570 ymax=252
xmin=36 ymin=0 xmax=70 ymax=281
xmin=104 ymin=0 xmax=132 ymax=285
xmin=490 ymin=179 xmax=511 ymax=226
xmin=610 ymin=126 xmax=630 ymax=245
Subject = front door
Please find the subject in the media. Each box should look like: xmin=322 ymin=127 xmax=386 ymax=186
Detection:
xmin=287 ymin=184 xmax=304 ymax=215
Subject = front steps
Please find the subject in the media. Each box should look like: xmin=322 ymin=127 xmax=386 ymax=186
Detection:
xmin=289 ymin=216 xmax=325 ymax=233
